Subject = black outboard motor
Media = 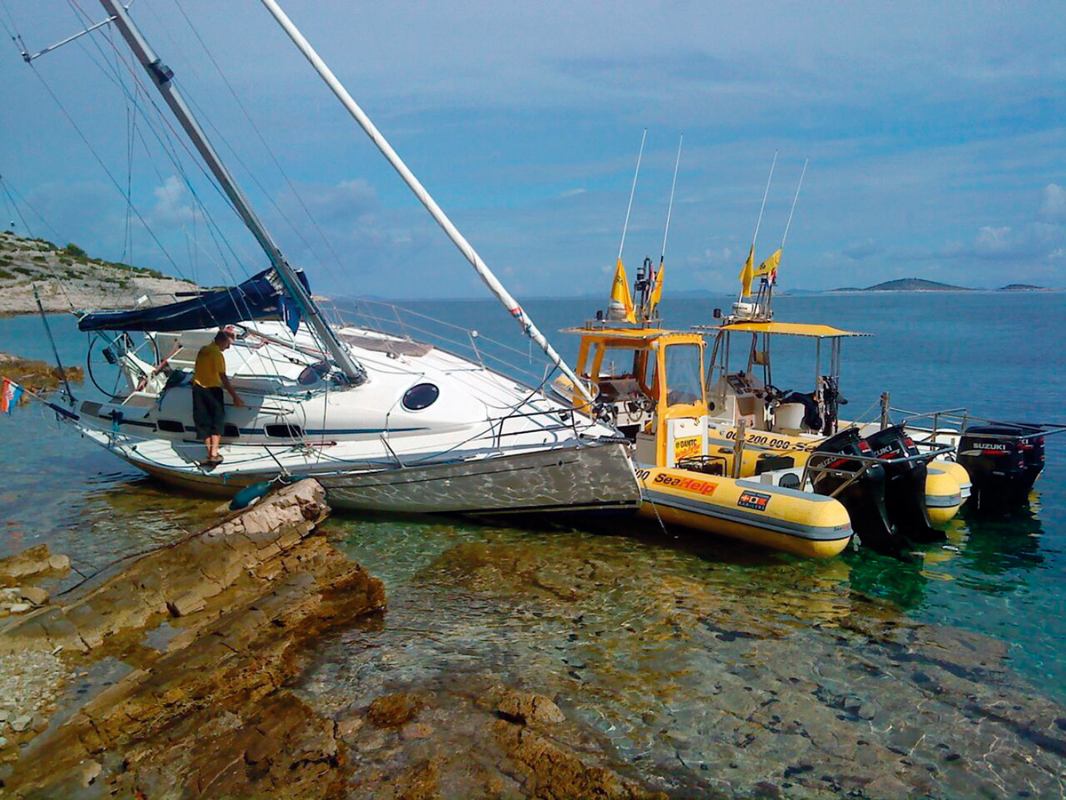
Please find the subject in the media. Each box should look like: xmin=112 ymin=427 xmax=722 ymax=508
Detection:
xmin=957 ymin=424 xmax=1045 ymax=510
xmin=808 ymin=428 xmax=902 ymax=556
xmin=863 ymin=425 xmax=944 ymax=545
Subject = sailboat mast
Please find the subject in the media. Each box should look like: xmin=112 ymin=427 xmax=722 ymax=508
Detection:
xmin=97 ymin=0 xmax=366 ymax=384
xmin=259 ymin=0 xmax=595 ymax=405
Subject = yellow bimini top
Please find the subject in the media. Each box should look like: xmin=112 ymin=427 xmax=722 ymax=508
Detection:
xmin=562 ymin=325 xmax=703 ymax=345
xmin=710 ymin=321 xmax=869 ymax=338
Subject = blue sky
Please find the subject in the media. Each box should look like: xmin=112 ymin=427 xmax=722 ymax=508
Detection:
xmin=1 ymin=1 xmax=1064 ymax=298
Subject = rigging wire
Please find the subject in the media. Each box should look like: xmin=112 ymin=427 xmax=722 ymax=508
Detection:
xmin=61 ymin=0 xmax=263 ymax=324
xmin=173 ymin=0 xmax=351 ymax=289
xmin=65 ymin=0 xmax=325 ymax=349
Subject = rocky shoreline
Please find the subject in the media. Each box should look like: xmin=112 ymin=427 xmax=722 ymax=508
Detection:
xmin=0 ymin=482 xmax=667 ymax=799
xmin=0 ymin=231 xmax=196 ymax=316
xmin=0 ymin=481 xmax=1063 ymax=797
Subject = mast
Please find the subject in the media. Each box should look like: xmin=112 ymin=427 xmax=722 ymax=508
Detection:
xmin=259 ymin=0 xmax=595 ymax=405
xmin=97 ymin=0 xmax=366 ymax=384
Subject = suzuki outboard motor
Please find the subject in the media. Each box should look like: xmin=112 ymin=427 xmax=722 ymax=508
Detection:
xmin=957 ymin=424 xmax=1045 ymax=510
xmin=863 ymin=425 xmax=944 ymax=545
xmin=808 ymin=428 xmax=901 ymax=556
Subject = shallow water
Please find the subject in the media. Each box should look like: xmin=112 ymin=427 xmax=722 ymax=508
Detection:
xmin=1 ymin=292 xmax=1064 ymax=796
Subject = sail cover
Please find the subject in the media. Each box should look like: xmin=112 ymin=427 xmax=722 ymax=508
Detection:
xmin=77 ymin=268 xmax=308 ymax=333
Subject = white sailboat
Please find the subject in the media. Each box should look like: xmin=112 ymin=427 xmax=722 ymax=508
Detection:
xmin=30 ymin=1 xmax=640 ymax=515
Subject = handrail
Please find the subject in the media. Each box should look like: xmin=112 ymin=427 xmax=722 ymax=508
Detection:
xmin=889 ymin=406 xmax=1066 ymax=438
xmin=801 ymin=444 xmax=955 ymax=498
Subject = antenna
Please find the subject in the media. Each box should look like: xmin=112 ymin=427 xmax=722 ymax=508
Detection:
xmin=660 ymin=134 xmax=683 ymax=263
xmin=781 ymin=158 xmax=808 ymax=248
xmin=617 ymin=128 xmax=647 ymax=263
xmin=751 ymin=151 xmax=777 ymax=251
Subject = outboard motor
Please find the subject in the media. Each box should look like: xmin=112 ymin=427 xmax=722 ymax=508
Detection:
xmin=808 ymin=428 xmax=901 ymax=556
xmin=863 ymin=425 xmax=944 ymax=544
xmin=957 ymin=424 xmax=1045 ymax=510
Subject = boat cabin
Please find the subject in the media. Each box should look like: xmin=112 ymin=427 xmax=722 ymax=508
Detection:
xmin=703 ymin=320 xmax=867 ymax=438
xmin=564 ymin=324 xmax=708 ymax=468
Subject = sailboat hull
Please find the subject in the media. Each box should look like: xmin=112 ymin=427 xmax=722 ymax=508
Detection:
xmin=322 ymin=440 xmax=640 ymax=514
xmin=98 ymin=432 xmax=639 ymax=516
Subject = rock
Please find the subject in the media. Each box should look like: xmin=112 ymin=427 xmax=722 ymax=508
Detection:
xmin=0 ymin=709 xmax=9 ymax=722
xmin=368 ymin=692 xmax=425 ymax=728
xmin=496 ymin=689 xmax=566 ymax=725
xmin=165 ymin=592 xmax=206 ymax=618
xmin=0 ymin=480 xmax=387 ymax=800
xmin=10 ymin=714 xmax=32 ymax=732
xmin=0 ymin=544 xmax=70 ymax=582
xmin=0 ymin=479 xmax=342 ymax=656
xmin=77 ymin=760 xmax=102 ymax=788
xmin=494 ymin=718 xmax=665 ymax=799
xmin=0 ymin=736 xmax=7 ymax=748
xmin=390 ymin=758 xmax=441 ymax=800
xmin=401 ymin=721 xmax=434 ymax=740
xmin=335 ymin=713 xmax=364 ymax=739
xmin=19 ymin=586 xmax=49 ymax=606
xmin=8 ymin=602 xmax=31 ymax=614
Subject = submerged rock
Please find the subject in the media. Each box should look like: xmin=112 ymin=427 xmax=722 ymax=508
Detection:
xmin=367 ymin=692 xmax=426 ymax=728
xmin=0 ymin=544 xmax=70 ymax=585
xmin=496 ymin=689 xmax=566 ymax=726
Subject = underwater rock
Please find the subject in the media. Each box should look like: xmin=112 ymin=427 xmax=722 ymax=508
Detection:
xmin=403 ymin=535 xmax=1066 ymax=799
xmin=17 ymin=586 xmax=49 ymax=607
xmin=496 ymin=689 xmax=566 ymax=726
xmin=493 ymin=718 xmax=665 ymax=800
xmin=0 ymin=479 xmax=386 ymax=799
xmin=0 ymin=544 xmax=70 ymax=585
xmin=368 ymin=692 xmax=426 ymax=728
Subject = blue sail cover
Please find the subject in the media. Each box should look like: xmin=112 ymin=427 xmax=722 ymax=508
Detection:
xmin=77 ymin=268 xmax=309 ymax=333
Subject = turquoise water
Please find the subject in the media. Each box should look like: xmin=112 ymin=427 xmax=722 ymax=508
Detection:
xmin=1 ymin=291 xmax=1063 ymax=708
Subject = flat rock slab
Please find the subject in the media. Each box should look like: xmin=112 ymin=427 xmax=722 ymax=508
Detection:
xmin=0 ymin=479 xmax=386 ymax=799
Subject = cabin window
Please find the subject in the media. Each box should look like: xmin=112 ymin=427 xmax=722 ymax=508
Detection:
xmin=157 ymin=419 xmax=185 ymax=433
xmin=662 ymin=344 xmax=703 ymax=406
xmin=402 ymin=383 xmax=439 ymax=411
xmin=265 ymin=424 xmax=303 ymax=438
xmin=223 ymin=424 xmax=240 ymax=438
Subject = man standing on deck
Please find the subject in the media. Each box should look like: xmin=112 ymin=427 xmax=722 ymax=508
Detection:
xmin=193 ymin=329 xmax=244 ymax=465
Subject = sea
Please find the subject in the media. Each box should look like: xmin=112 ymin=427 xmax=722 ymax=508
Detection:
xmin=1 ymin=290 xmax=1064 ymax=795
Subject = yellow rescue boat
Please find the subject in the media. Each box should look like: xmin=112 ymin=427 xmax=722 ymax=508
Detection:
xmin=563 ymin=321 xmax=855 ymax=558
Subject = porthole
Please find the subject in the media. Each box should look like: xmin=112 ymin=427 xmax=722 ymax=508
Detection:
xmin=402 ymin=383 xmax=439 ymax=411
xmin=157 ymin=419 xmax=185 ymax=433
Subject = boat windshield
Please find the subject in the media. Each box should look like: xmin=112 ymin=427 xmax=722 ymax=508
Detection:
xmin=593 ymin=344 xmax=655 ymax=401
xmin=663 ymin=344 xmax=703 ymax=406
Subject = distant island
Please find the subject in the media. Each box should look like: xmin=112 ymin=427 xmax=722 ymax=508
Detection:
xmin=831 ymin=278 xmax=1051 ymax=293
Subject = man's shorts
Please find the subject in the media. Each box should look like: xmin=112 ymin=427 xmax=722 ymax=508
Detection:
xmin=192 ymin=384 xmax=226 ymax=439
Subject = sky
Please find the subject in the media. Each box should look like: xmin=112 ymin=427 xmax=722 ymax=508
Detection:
xmin=0 ymin=1 xmax=1064 ymax=299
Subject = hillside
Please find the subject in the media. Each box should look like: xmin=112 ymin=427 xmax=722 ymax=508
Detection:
xmin=0 ymin=231 xmax=197 ymax=315
xmin=834 ymin=278 xmax=969 ymax=292
xmin=998 ymin=283 xmax=1050 ymax=292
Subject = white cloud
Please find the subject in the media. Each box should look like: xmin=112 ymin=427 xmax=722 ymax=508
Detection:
xmin=1040 ymin=183 xmax=1066 ymax=222
xmin=150 ymin=176 xmax=200 ymax=226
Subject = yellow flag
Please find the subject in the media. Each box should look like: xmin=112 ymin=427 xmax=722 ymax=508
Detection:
xmin=738 ymin=245 xmax=755 ymax=297
xmin=649 ymin=263 xmax=664 ymax=312
xmin=609 ymin=258 xmax=636 ymax=323
xmin=754 ymin=248 xmax=782 ymax=278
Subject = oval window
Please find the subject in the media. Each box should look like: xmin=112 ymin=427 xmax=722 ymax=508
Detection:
xmin=402 ymin=383 xmax=439 ymax=411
